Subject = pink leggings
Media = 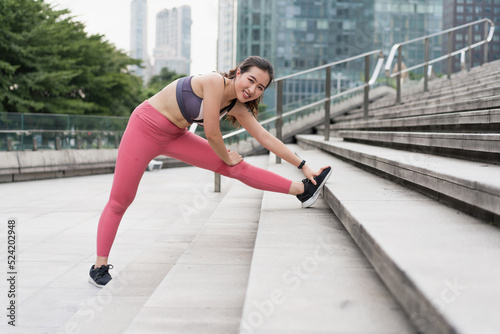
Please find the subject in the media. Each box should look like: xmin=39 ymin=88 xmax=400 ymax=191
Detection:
xmin=96 ymin=101 xmax=292 ymax=257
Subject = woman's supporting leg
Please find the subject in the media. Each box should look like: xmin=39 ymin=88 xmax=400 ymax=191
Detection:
xmin=162 ymin=130 xmax=294 ymax=194
xmin=96 ymin=113 xmax=164 ymax=259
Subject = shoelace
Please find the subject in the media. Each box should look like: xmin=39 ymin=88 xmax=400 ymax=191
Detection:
xmin=96 ymin=264 xmax=113 ymax=278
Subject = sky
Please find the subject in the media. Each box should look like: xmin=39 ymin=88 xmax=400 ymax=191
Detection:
xmin=48 ymin=0 xmax=219 ymax=75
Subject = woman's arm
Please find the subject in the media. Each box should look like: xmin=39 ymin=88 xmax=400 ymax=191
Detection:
xmin=233 ymin=107 xmax=322 ymax=183
xmin=200 ymin=74 xmax=242 ymax=166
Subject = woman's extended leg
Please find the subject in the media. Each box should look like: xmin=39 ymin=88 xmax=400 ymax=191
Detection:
xmin=161 ymin=129 xmax=295 ymax=194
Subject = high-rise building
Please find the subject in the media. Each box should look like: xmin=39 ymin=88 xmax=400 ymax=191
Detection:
xmin=219 ymin=0 xmax=375 ymax=106
xmin=130 ymin=0 xmax=151 ymax=82
xmin=217 ymin=0 xmax=237 ymax=72
xmin=443 ymin=0 xmax=500 ymax=73
xmin=374 ymin=0 xmax=443 ymax=74
xmin=234 ymin=0 xmax=375 ymax=76
xmin=154 ymin=6 xmax=192 ymax=76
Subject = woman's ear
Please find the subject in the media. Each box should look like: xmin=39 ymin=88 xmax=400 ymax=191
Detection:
xmin=236 ymin=67 xmax=241 ymax=78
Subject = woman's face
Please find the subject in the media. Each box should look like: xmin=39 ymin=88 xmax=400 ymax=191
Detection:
xmin=234 ymin=66 xmax=271 ymax=103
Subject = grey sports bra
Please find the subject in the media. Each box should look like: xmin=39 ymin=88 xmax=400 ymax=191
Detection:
xmin=176 ymin=75 xmax=237 ymax=125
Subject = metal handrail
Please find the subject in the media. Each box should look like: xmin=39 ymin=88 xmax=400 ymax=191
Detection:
xmin=222 ymin=50 xmax=384 ymax=142
xmin=277 ymin=50 xmax=384 ymax=81
xmin=213 ymin=50 xmax=385 ymax=192
xmin=385 ymin=18 xmax=495 ymax=103
xmin=222 ymin=98 xmax=330 ymax=140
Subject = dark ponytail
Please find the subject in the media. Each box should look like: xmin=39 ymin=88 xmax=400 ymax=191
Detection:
xmin=220 ymin=56 xmax=274 ymax=127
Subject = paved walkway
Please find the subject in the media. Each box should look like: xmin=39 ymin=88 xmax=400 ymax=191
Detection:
xmin=0 ymin=162 xmax=235 ymax=334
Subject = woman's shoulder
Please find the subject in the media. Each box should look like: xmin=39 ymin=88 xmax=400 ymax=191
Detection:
xmin=191 ymin=72 xmax=225 ymax=85
xmin=190 ymin=72 xmax=225 ymax=95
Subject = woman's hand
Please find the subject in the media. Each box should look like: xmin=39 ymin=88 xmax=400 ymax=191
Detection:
xmin=226 ymin=149 xmax=243 ymax=166
xmin=302 ymin=165 xmax=330 ymax=185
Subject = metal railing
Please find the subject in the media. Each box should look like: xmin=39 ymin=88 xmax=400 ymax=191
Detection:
xmin=0 ymin=113 xmax=129 ymax=151
xmin=0 ymin=129 xmax=122 ymax=151
xmin=385 ymin=18 xmax=495 ymax=103
xmin=214 ymin=50 xmax=385 ymax=191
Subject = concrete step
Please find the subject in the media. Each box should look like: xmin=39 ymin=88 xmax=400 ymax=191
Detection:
xmin=56 ymin=168 xmax=238 ymax=334
xmin=377 ymin=89 xmax=500 ymax=119
xmin=327 ymin=108 xmax=500 ymax=132
xmin=239 ymin=151 xmax=416 ymax=334
xmin=296 ymin=134 xmax=500 ymax=223
xmin=428 ymin=62 xmax=500 ymax=91
xmin=355 ymin=92 xmax=500 ymax=123
xmin=416 ymin=61 xmax=500 ymax=91
xmin=337 ymin=130 xmax=500 ymax=163
xmin=368 ymin=60 xmax=500 ymax=111
xmin=426 ymin=78 xmax=500 ymax=100
xmin=370 ymin=73 xmax=500 ymax=111
xmin=342 ymin=84 xmax=500 ymax=123
xmin=326 ymin=85 xmax=395 ymax=119
xmin=123 ymin=156 xmax=269 ymax=334
xmin=293 ymin=143 xmax=500 ymax=334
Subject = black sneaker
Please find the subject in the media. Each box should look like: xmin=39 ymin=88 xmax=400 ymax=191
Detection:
xmin=296 ymin=166 xmax=332 ymax=208
xmin=89 ymin=264 xmax=113 ymax=288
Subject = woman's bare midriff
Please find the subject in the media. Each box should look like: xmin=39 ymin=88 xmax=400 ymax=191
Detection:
xmin=147 ymin=80 xmax=191 ymax=129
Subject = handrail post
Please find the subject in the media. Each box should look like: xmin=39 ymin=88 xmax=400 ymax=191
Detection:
xmin=324 ymin=66 xmax=331 ymax=141
xmin=396 ymin=45 xmax=402 ymax=104
xmin=56 ymin=136 xmax=61 ymax=150
xmin=363 ymin=55 xmax=370 ymax=119
xmin=447 ymin=31 xmax=452 ymax=79
xmin=468 ymin=25 xmax=472 ymax=71
xmin=424 ymin=37 xmax=429 ymax=92
xmin=214 ymin=173 xmax=221 ymax=193
xmin=276 ymin=79 xmax=283 ymax=164
xmin=484 ymin=21 xmax=489 ymax=65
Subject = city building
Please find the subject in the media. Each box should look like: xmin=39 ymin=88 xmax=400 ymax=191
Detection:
xmin=130 ymin=0 xmax=152 ymax=82
xmin=154 ymin=6 xmax=192 ymax=76
xmin=443 ymin=0 xmax=500 ymax=73
xmin=234 ymin=0 xmax=375 ymax=75
xmin=219 ymin=0 xmax=375 ymax=106
xmin=374 ymin=0 xmax=443 ymax=73
xmin=217 ymin=0 xmax=237 ymax=72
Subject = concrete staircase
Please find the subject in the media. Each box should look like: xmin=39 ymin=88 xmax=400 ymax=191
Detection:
xmin=291 ymin=144 xmax=500 ymax=334
xmin=293 ymin=59 xmax=500 ymax=333
xmin=315 ymin=59 xmax=500 ymax=223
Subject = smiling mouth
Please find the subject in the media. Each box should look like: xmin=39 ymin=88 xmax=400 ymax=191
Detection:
xmin=243 ymin=91 xmax=251 ymax=99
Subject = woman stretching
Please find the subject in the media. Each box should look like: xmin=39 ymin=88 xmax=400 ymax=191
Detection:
xmin=89 ymin=56 xmax=332 ymax=288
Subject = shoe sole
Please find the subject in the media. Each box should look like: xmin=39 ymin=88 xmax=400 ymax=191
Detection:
xmin=301 ymin=168 xmax=333 ymax=208
xmin=88 ymin=277 xmax=105 ymax=288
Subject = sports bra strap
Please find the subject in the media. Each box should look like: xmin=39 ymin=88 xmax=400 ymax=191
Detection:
xmin=221 ymin=99 xmax=237 ymax=113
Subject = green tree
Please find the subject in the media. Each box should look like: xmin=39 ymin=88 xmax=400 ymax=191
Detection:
xmin=0 ymin=0 xmax=143 ymax=116
xmin=142 ymin=67 xmax=185 ymax=99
